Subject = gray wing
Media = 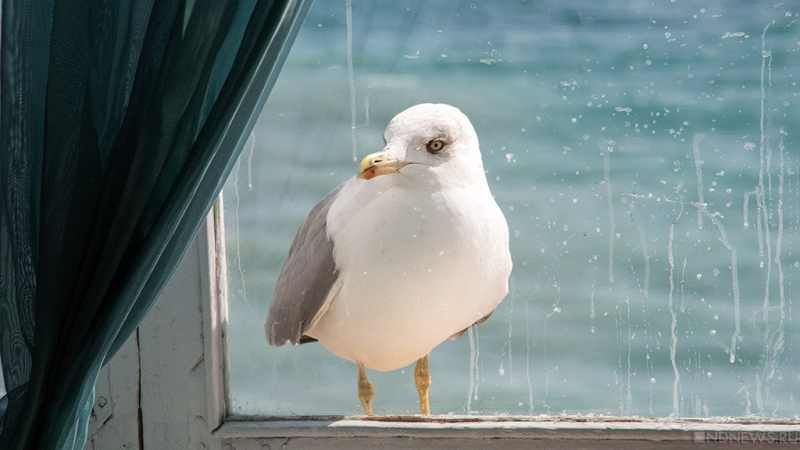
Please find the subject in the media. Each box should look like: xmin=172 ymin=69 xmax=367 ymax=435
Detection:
xmin=265 ymin=184 xmax=343 ymax=346
xmin=449 ymin=311 xmax=494 ymax=341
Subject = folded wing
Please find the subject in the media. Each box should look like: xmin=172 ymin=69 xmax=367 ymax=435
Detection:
xmin=265 ymin=184 xmax=343 ymax=346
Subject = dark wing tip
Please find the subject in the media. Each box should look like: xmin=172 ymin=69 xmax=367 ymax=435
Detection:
xmin=449 ymin=311 xmax=495 ymax=340
xmin=264 ymin=320 xmax=284 ymax=346
xmin=264 ymin=315 xmax=301 ymax=346
xmin=298 ymin=335 xmax=318 ymax=344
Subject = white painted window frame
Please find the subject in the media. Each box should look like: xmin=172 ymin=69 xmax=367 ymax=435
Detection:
xmin=85 ymin=202 xmax=800 ymax=449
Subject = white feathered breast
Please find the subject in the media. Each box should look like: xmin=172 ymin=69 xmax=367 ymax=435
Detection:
xmin=307 ymin=173 xmax=511 ymax=371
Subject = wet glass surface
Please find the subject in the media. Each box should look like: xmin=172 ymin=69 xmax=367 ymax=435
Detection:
xmin=223 ymin=0 xmax=800 ymax=418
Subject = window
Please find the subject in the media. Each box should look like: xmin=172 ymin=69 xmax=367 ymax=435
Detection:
xmin=86 ymin=0 xmax=800 ymax=447
xmin=223 ymin=0 xmax=800 ymax=419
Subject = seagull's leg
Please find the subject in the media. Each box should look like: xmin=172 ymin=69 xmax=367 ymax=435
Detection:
xmin=357 ymin=363 xmax=375 ymax=415
xmin=414 ymin=354 xmax=431 ymax=415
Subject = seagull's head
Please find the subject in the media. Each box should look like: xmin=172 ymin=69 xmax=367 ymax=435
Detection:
xmin=357 ymin=103 xmax=486 ymax=189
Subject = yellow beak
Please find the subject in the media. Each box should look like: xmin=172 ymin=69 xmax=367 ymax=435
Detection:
xmin=357 ymin=151 xmax=410 ymax=180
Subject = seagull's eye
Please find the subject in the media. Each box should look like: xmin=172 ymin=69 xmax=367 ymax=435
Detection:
xmin=426 ymin=139 xmax=446 ymax=154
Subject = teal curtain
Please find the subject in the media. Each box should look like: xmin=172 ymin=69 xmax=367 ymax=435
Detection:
xmin=0 ymin=0 xmax=312 ymax=448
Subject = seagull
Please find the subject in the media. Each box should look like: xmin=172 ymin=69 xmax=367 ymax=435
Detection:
xmin=265 ymin=103 xmax=512 ymax=415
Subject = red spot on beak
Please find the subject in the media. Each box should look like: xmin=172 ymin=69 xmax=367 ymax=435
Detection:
xmin=363 ymin=170 xmax=375 ymax=180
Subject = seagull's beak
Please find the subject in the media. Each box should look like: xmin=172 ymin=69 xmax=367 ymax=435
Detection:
xmin=357 ymin=150 xmax=410 ymax=180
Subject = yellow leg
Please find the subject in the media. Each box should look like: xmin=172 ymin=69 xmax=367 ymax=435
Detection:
xmin=414 ymin=355 xmax=431 ymax=415
xmin=357 ymin=363 xmax=374 ymax=415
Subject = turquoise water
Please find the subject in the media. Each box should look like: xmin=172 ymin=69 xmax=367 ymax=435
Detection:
xmin=224 ymin=0 xmax=800 ymax=418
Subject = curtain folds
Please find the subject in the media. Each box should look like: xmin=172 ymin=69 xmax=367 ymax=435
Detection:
xmin=0 ymin=0 xmax=312 ymax=448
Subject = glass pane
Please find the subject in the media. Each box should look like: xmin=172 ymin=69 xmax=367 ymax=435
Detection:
xmin=223 ymin=0 xmax=800 ymax=417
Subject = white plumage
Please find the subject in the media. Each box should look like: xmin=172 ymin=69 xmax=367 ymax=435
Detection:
xmin=266 ymin=103 xmax=512 ymax=413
